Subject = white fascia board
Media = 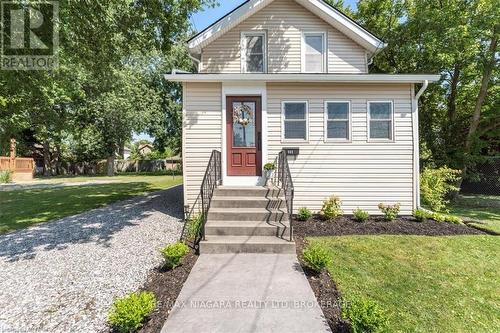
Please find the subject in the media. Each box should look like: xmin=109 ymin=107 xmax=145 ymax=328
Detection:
xmin=296 ymin=0 xmax=385 ymax=53
xmin=187 ymin=0 xmax=272 ymax=54
xmin=164 ymin=73 xmax=441 ymax=83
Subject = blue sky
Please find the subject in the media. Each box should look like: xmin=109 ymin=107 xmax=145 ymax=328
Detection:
xmin=191 ymin=0 xmax=358 ymax=32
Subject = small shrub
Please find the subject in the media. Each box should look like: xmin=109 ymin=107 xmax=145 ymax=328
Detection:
xmin=431 ymin=212 xmax=446 ymax=223
xmin=341 ymin=296 xmax=389 ymax=333
xmin=0 ymin=170 xmax=13 ymax=183
xmin=108 ymin=291 xmax=156 ymax=333
xmin=303 ymin=242 xmax=330 ymax=273
xmin=412 ymin=208 xmax=432 ymax=222
xmin=321 ymin=195 xmax=343 ymax=219
xmin=160 ymin=241 xmax=189 ymax=269
xmin=444 ymin=214 xmax=463 ymax=225
xmin=378 ymin=203 xmax=400 ymax=221
xmin=297 ymin=207 xmax=312 ymax=221
xmin=420 ymin=167 xmax=461 ymax=212
xmin=186 ymin=214 xmax=203 ymax=240
xmin=353 ymin=208 xmax=370 ymax=222
xmin=263 ymin=162 xmax=275 ymax=171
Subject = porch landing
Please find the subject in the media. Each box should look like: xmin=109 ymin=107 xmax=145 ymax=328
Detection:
xmin=161 ymin=253 xmax=331 ymax=333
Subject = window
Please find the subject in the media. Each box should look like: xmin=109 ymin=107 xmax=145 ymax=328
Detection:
xmin=282 ymin=101 xmax=308 ymax=141
xmin=302 ymin=32 xmax=326 ymax=73
xmin=325 ymin=101 xmax=350 ymax=141
xmin=241 ymin=32 xmax=266 ymax=73
xmin=368 ymin=101 xmax=393 ymax=140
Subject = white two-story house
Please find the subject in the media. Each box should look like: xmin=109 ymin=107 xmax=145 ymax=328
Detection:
xmin=166 ymin=0 xmax=439 ymax=219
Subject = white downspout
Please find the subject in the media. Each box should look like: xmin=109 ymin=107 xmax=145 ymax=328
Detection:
xmin=188 ymin=53 xmax=201 ymax=73
xmin=413 ymin=80 xmax=428 ymax=208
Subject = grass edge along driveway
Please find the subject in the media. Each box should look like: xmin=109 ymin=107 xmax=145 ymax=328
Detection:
xmin=0 ymin=175 xmax=183 ymax=234
xmin=309 ymin=235 xmax=500 ymax=333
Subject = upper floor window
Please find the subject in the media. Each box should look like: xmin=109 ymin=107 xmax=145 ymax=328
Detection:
xmin=282 ymin=101 xmax=308 ymax=141
xmin=325 ymin=101 xmax=350 ymax=141
xmin=241 ymin=32 xmax=267 ymax=73
xmin=302 ymin=32 xmax=326 ymax=73
xmin=368 ymin=101 xmax=394 ymax=141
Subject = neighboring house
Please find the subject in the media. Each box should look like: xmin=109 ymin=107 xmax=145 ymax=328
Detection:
xmin=138 ymin=143 xmax=153 ymax=157
xmin=166 ymin=0 xmax=439 ymax=216
xmin=123 ymin=147 xmax=131 ymax=160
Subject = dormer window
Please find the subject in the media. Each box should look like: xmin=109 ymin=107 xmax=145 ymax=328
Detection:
xmin=302 ymin=32 xmax=326 ymax=73
xmin=241 ymin=31 xmax=267 ymax=73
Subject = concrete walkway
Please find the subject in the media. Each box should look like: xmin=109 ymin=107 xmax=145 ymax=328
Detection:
xmin=161 ymin=254 xmax=331 ymax=333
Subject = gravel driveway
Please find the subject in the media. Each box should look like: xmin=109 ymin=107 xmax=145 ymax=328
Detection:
xmin=0 ymin=185 xmax=184 ymax=333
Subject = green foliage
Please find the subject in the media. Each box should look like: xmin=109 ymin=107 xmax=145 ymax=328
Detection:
xmin=321 ymin=195 xmax=343 ymax=219
xmin=186 ymin=214 xmax=203 ymax=240
xmin=0 ymin=171 xmax=13 ymax=183
xmin=160 ymin=242 xmax=189 ymax=269
xmin=353 ymin=208 xmax=370 ymax=222
xmin=421 ymin=167 xmax=461 ymax=212
xmin=444 ymin=215 xmax=463 ymax=225
xmin=108 ymin=291 xmax=156 ymax=333
xmin=263 ymin=163 xmax=275 ymax=171
xmin=431 ymin=212 xmax=446 ymax=223
xmin=341 ymin=296 xmax=389 ymax=333
xmin=297 ymin=207 xmax=312 ymax=221
xmin=303 ymin=242 xmax=330 ymax=273
xmin=378 ymin=203 xmax=401 ymax=221
xmin=413 ymin=208 xmax=432 ymax=222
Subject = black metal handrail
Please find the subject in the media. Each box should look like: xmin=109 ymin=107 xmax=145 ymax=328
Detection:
xmin=181 ymin=150 xmax=221 ymax=247
xmin=271 ymin=150 xmax=294 ymax=241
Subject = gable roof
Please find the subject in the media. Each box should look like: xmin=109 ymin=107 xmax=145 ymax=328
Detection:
xmin=187 ymin=0 xmax=386 ymax=55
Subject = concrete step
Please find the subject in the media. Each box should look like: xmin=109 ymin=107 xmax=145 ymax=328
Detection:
xmin=211 ymin=196 xmax=285 ymax=209
xmin=207 ymin=208 xmax=288 ymax=222
xmin=205 ymin=220 xmax=290 ymax=237
xmin=199 ymin=236 xmax=296 ymax=254
xmin=214 ymin=186 xmax=284 ymax=198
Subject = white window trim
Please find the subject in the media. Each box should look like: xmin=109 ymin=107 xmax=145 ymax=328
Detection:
xmin=324 ymin=101 xmax=351 ymax=142
xmin=301 ymin=31 xmax=327 ymax=73
xmin=281 ymin=101 xmax=309 ymax=142
xmin=241 ymin=31 xmax=267 ymax=73
xmin=367 ymin=100 xmax=395 ymax=142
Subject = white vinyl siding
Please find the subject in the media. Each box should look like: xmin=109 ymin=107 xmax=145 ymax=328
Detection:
xmin=267 ymin=82 xmax=415 ymax=214
xmin=200 ymin=0 xmax=367 ymax=74
xmin=182 ymin=82 xmax=222 ymax=207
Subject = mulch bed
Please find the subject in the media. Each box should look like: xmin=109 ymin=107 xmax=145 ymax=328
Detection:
xmin=293 ymin=215 xmax=486 ymax=237
xmin=294 ymin=215 xmax=486 ymax=333
xmin=138 ymin=249 xmax=198 ymax=333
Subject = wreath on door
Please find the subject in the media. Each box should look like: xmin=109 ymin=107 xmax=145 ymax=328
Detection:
xmin=233 ymin=104 xmax=254 ymax=127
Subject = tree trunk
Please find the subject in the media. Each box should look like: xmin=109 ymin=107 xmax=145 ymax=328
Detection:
xmin=43 ymin=140 xmax=51 ymax=177
xmin=55 ymin=143 xmax=62 ymax=175
xmin=447 ymin=64 xmax=460 ymax=122
xmin=464 ymin=25 xmax=498 ymax=155
xmin=107 ymin=155 xmax=115 ymax=177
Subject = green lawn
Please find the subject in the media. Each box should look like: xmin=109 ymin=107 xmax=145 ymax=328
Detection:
xmin=310 ymin=235 xmax=500 ymax=333
xmin=0 ymin=174 xmax=183 ymax=234
xmin=450 ymin=194 xmax=500 ymax=234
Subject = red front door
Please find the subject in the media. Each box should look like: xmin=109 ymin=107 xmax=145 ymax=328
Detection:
xmin=226 ymin=96 xmax=262 ymax=176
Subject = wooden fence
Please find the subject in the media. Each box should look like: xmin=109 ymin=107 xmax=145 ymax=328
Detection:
xmin=0 ymin=156 xmax=35 ymax=181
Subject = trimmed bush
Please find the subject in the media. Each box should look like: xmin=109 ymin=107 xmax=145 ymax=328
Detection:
xmin=420 ymin=167 xmax=461 ymax=212
xmin=303 ymin=242 xmax=330 ymax=273
xmin=341 ymin=296 xmax=389 ymax=333
xmin=297 ymin=207 xmax=312 ymax=221
xmin=108 ymin=291 xmax=156 ymax=333
xmin=413 ymin=208 xmax=432 ymax=222
xmin=321 ymin=195 xmax=343 ymax=219
xmin=378 ymin=203 xmax=400 ymax=221
xmin=353 ymin=208 xmax=370 ymax=222
xmin=0 ymin=170 xmax=13 ymax=183
xmin=160 ymin=241 xmax=189 ymax=269
xmin=431 ymin=212 xmax=446 ymax=223
xmin=186 ymin=214 xmax=203 ymax=240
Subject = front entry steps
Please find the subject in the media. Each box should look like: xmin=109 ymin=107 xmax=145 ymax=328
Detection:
xmin=199 ymin=186 xmax=295 ymax=254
